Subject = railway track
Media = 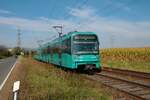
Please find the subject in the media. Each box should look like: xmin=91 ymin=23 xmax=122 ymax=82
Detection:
xmin=102 ymin=67 xmax=150 ymax=80
xmin=85 ymin=67 xmax=150 ymax=100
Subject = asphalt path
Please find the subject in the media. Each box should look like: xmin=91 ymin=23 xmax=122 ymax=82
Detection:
xmin=0 ymin=57 xmax=17 ymax=88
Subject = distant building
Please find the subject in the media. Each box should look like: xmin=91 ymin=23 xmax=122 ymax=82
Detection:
xmin=8 ymin=48 xmax=13 ymax=52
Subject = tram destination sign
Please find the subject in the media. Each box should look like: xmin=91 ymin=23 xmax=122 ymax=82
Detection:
xmin=74 ymin=35 xmax=97 ymax=41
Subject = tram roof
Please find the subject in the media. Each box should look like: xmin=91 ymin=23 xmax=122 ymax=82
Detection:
xmin=38 ymin=31 xmax=96 ymax=49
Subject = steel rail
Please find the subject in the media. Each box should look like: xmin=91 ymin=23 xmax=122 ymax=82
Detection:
xmin=102 ymin=67 xmax=150 ymax=79
xmin=85 ymin=73 xmax=150 ymax=100
xmin=97 ymin=72 xmax=150 ymax=88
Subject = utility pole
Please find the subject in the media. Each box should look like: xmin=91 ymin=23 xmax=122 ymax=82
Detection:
xmin=14 ymin=27 xmax=21 ymax=56
xmin=110 ymin=34 xmax=115 ymax=48
xmin=37 ymin=40 xmax=44 ymax=47
xmin=52 ymin=25 xmax=63 ymax=38
xmin=17 ymin=28 xmax=21 ymax=48
xmin=52 ymin=25 xmax=63 ymax=65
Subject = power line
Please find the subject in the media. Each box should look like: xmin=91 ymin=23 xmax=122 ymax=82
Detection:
xmin=63 ymin=0 xmax=89 ymax=32
xmin=63 ymin=0 xmax=89 ymax=20
xmin=17 ymin=28 xmax=21 ymax=48
xmin=48 ymin=0 xmax=72 ymax=20
xmin=37 ymin=40 xmax=43 ymax=47
xmin=110 ymin=34 xmax=115 ymax=48
xmin=53 ymin=25 xmax=63 ymax=38
xmin=96 ymin=0 xmax=121 ymax=16
xmin=48 ymin=0 xmax=89 ymax=35
xmin=77 ymin=0 xmax=135 ymax=25
xmin=75 ymin=0 xmax=117 ymax=29
xmin=77 ymin=0 xmax=89 ymax=9
xmin=99 ymin=0 xmax=136 ymax=16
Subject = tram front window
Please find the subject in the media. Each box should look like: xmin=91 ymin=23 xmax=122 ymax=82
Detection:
xmin=73 ymin=34 xmax=99 ymax=54
xmin=73 ymin=42 xmax=99 ymax=54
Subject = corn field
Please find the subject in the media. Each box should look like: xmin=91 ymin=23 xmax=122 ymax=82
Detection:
xmin=100 ymin=48 xmax=150 ymax=62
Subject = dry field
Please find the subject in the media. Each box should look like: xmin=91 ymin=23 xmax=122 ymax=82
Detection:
xmin=101 ymin=48 xmax=150 ymax=73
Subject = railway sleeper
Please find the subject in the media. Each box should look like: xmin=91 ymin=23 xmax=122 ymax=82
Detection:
xmin=127 ymin=87 xmax=143 ymax=92
xmin=133 ymin=90 xmax=150 ymax=95
xmin=141 ymin=94 xmax=150 ymax=99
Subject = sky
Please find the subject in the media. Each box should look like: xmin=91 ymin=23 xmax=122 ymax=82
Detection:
xmin=0 ymin=0 xmax=150 ymax=48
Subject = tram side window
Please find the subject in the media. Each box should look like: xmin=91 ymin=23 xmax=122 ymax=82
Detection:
xmin=61 ymin=38 xmax=71 ymax=54
xmin=42 ymin=49 xmax=45 ymax=54
xmin=47 ymin=46 xmax=51 ymax=54
xmin=44 ymin=48 xmax=47 ymax=54
xmin=62 ymin=40 xmax=65 ymax=53
xmin=42 ymin=49 xmax=44 ymax=54
xmin=67 ymin=38 xmax=71 ymax=54
xmin=53 ymin=43 xmax=59 ymax=54
xmin=53 ymin=44 xmax=56 ymax=54
xmin=61 ymin=39 xmax=67 ymax=54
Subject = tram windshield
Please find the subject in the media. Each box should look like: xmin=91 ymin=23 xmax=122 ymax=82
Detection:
xmin=73 ymin=35 xmax=99 ymax=54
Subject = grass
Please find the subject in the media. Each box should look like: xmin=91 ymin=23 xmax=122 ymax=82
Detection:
xmin=103 ymin=60 xmax=150 ymax=73
xmin=101 ymin=48 xmax=150 ymax=73
xmin=19 ymin=57 xmax=112 ymax=100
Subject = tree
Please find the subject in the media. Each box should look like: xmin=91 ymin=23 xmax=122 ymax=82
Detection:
xmin=0 ymin=45 xmax=12 ymax=59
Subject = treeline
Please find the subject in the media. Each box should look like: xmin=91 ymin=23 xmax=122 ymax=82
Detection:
xmin=0 ymin=45 xmax=12 ymax=59
xmin=0 ymin=45 xmax=36 ymax=59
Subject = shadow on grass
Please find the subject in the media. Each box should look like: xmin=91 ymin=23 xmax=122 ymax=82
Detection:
xmin=41 ymin=61 xmax=99 ymax=75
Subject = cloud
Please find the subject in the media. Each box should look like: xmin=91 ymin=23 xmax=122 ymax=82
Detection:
xmin=68 ymin=7 xmax=96 ymax=19
xmin=0 ymin=16 xmax=50 ymax=32
xmin=0 ymin=9 xmax=14 ymax=15
xmin=68 ymin=7 xmax=150 ymax=47
xmin=0 ymin=7 xmax=150 ymax=48
xmin=67 ymin=7 xmax=150 ymax=38
xmin=0 ymin=16 xmax=77 ymax=33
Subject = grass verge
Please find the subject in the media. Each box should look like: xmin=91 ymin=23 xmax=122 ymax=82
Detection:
xmin=19 ymin=57 xmax=112 ymax=100
xmin=102 ymin=61 xmax=150 ymax=73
